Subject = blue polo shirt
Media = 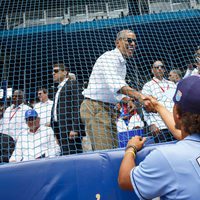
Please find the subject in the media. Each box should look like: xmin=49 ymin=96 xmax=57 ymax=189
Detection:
xmin=130 ymin=133 xmax=200 ymax=200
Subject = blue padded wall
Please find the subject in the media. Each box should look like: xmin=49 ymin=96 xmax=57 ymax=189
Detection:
xmin=0 ymin=143 xmax=172 ymax=200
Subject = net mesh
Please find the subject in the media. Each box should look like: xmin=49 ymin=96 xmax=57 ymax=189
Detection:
xmin=0 ymin=0 xmax=200 ymax=163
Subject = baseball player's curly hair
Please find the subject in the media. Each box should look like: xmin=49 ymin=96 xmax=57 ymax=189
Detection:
xmin=176 ymin=105 xmax=200 ymax=135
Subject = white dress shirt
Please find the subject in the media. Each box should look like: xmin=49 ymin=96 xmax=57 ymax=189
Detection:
xmin=142 ymin=77 xmax=176 ymax=129
xmin=83 ymin=48 xmax=128 ymax=104
xmin=116 ymin=114 xmax=144 ymax=133
xmin=34 ymin=99 xmax=53 ymax=126
xmin=53 ymin=78 xmax=68 ymax=122
xmin=0 ymin=103 xmax=31 ymax=141
xmin=10 ymin=125 xmax=60 ymax=162
xmin=183 ymin=68 xmax=199 ymax=78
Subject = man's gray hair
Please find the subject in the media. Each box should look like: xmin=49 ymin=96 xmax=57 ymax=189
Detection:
xmin=170 ymin=69 xmax=182 ymax=78
xmin=116 ymin=30 xmax=135 ymax=40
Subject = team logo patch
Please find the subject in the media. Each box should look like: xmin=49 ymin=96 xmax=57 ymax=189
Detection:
xmin=175 ymin=90 xmax=182 ymax=102
xmin=27 ymin=110 xmax=32 ymax=115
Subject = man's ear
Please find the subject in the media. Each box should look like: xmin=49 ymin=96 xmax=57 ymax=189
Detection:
xmin=64 ymin=71 xmax=68 ymax=76
xmin=115 ymin=39 xmax=120 ymax=47
xmin=175 ymin=112 xmax=181 ymax=120
xmin=174 ymin=104 xmax=182 ymax=119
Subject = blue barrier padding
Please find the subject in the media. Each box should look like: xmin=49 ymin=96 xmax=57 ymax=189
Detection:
xmin=0 ymin=142 xmax=176 ymax=200
xmin=118 ymin=129 xmax=144 ymax=148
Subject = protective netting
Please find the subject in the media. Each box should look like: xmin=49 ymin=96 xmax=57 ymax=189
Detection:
xmin=0 ymin=0 xmax=200 ymax=163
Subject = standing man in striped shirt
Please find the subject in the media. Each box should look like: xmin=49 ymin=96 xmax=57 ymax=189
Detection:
xmin=80 ymin=30 xmax=155 ymax=150
xmin=34 ymin=88 xmax=53 ymax=127
xmin=142 ymin=60 xmax=176 ymax=143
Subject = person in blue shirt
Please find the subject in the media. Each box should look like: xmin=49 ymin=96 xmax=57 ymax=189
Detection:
xmin=118 ymin=75 xmax=200 ymax=200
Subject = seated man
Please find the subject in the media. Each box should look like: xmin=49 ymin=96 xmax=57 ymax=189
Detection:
xmin=10 ymin=109 xmax=60 ymax=162
xmin=118 ymin=75 xmax=200 ymax=199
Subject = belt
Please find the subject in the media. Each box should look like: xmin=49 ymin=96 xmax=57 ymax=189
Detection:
xmin=85 ymin=98 xmax=115 ymax=107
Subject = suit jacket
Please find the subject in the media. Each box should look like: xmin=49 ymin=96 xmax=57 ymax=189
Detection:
xmin=51 ymin=80 xmax=85 ymax=155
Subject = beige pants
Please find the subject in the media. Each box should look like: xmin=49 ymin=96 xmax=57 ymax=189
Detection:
xmin=80 ymin=99 xmax=118 ymax=150
xmin=82 ymin=134 xmax=92 ymax=152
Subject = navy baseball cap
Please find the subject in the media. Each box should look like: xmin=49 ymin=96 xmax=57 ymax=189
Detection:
xmin=173 ymin=75 xmax=200 ymax=114
xmin=25 ymin=109 xmax=38 ymax=119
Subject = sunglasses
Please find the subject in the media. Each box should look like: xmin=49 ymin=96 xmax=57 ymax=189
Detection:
xmin=53 ymin=69 xmax=60 ymax=73
xmin=124 ymin=38 xmax=136 ymax=44
xmin=153 ymin=64 xmax=164 ymax=69
xmin=26 ymin=117 xmax=37 ymax=122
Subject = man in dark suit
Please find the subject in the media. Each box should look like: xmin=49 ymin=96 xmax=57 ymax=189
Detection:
xmin=51 ymin=63 xmax=84 ymax=155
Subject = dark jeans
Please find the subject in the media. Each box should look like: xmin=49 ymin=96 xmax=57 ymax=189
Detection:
xmin=0 ymin=133 xmax=15 ymax=163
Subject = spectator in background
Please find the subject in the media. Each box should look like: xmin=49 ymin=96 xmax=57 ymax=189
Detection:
xmin=51 ymin=63 xmax=84 ymax=155
xmin=118 ymin=75 xmax=200 ymax=199
xmin=0 ymin=90 xmax=31 ymax=163
xmin=9 ymin=109 xmax=60 ymax=162
xmin=68 ymin=72 xmax=76 ymax=81
xmin=0 ymin=103 xmax=5 ymax=121
xmin=116 ymin=102 xmax=144 ymax=133
xmin=168 ymin=69 xmax=182 ymax=84
xmin=0 ymin=90 xmax=30 ymax=141
xmin=115 ymin=102 xmax=131 ymax=133
xmin=184 ymin=47 xmax=200 ymax=78
xmin=80 ymin=29 xmax=154 ymax=151
xmin=34 ymin=88 xmax=53 ymax=127
xmin=142 ymin=60 xmax=176 ymax=143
